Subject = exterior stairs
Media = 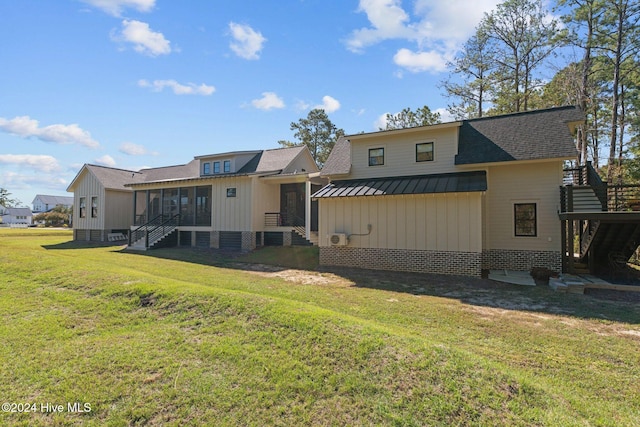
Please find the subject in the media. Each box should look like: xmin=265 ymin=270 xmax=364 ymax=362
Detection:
xmin=127 ymin=214 xmax=180 ymax=250
xmin=292 ymin=226 xmax=317 ymax=246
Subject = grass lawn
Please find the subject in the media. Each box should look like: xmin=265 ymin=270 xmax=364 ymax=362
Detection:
xmin=1 ymin=229 xmax=639 ymax=426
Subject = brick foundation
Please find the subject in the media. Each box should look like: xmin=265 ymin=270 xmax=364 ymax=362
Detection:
xmin=283 ymin=231 xmax=292 ymax=247
xmin=210 ymin=231 xmax=219 ymax=249
xmin=482 ymin=249 xmax=562 ymax=273
xmin=241 ymin=231 xmax=256 ymax=251
xmin=320 ymin=246 xmax=482 ymax=277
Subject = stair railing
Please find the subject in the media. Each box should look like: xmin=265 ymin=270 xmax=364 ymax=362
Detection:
xmin=129 ymin=214 xmax=180 ymax=248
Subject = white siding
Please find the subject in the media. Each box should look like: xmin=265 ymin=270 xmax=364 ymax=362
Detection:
xmin=251 ymin=177 xmax=281 ymax=230
xmin=485 ymin=161 xmax=564 ymax=251
xmin=72 ymin=169 xmax=106 ymax=230
xmin=211 ymin=177 xmax=253 ymax=231
xmin=318 ymin=192 xmax=483 ymax=252
xmin=348 ymin=127 xmax=460 ymax=180
xmin=104 ymin=190 xmax=133 ymax=229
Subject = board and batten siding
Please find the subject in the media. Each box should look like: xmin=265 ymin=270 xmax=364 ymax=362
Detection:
xmin=104 ymin=190 xmax=134 ymax=230
xmin=73 ymin=169 xmax=106 ymax=231
xmin=318 ymin=192 xmax=483 ymax=253
xmin=484 ymin=161 xmax=564 ymax=252
xmin=210 ymin=176 xmax=252 ymax=231
xmin=348 ymin=127 xmax=460 ymax=180
xmin=250 ymin=177 xmax=280 ymax=230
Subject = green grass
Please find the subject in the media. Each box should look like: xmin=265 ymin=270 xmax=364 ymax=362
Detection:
xmin=1 ymin=229 xmax=639 ymax=426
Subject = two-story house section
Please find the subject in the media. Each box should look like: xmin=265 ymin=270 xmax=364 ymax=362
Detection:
xmin=313 ymin=106 xmax=584 ymax=277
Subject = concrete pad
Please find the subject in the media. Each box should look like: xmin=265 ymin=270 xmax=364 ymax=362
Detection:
xmin=488 ymin=270 xmax=536 ymax=286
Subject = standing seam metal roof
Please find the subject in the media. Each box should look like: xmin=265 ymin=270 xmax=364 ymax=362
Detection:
xmin=312 ymin=171 xmax=487 ymax=198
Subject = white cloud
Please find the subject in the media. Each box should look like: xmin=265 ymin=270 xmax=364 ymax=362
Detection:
xmin=118 ymin=142 xmax=157 ymax=156
xmin=346 ymin=0 xmax=414 ymax=53
xmin=251 ymin=92 xmax=285 ymax=111
xmin=0 ymin=116 xmax=100 ymax=149
xmin=81 ymin=0 xmax=155 ymax=16
xmin=138 ymin=79 xmax=215 ymax=95
xmin=228 ymin=22 xmax=266 ymax=60
xmin=393 ymin=48 xmax=448 ymax=73
xmin=434 ymin=107 xmax=455 ymax=123
xmin=0 ymin=154 xmax=61 ymax=172
xmin=114 ymin=20 xmax=171 ymax=56
xmin=374 ymin=113 xmax=390 ymax=131
xmin=314 ymin=96 xmax=341 ymax=113
xmin=94 ymin=155 xmax=117 ymax=167
xmin=346 ymin=0 xmax=502 ymax=73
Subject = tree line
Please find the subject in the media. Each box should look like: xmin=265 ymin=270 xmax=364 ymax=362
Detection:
xmin=443 ymin=0 xmax=640 ymax=184
xmin=285 ymin=0 xmax=640 ymax=186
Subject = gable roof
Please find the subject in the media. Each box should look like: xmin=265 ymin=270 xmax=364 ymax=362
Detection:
xmin=5 ymin=207 xmax=32 ymax=216
xmin=319 ymin=106 xmax=584 ymax=177
xmin=320 ymin=137 xmax=351 ymax=176
xmin=67 ymin=164 xmax=145 ymax=192
xmin=32 ymin=195 xmax=74 ymax=206
xmin=455 ymin=106 xmax=583 ymax=165
xmin=255 ymin=145 xmax=312 ymax=173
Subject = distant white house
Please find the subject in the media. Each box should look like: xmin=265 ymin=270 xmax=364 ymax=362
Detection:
xmin=32 ymin=194 xmax=74 ymax=213
xmin=0 ymin=205 xmax=33 ymax=226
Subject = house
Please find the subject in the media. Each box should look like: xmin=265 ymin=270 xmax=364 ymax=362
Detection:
xmin=67 ymin=146 xmax=325 ymax=249
xmin=67 ymin=164 xmax=147 ymax=241
xmin=32 ymin=195 xmax=74 ymax=213
xmin=313 ymin=106 xmax=585 ymax=277
xmin=0 ymin=205 xmax=33 ymax=226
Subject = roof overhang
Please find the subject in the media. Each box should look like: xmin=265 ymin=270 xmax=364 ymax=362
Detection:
xmin=456 ymin=156 xmax=577 ymax=168
xmin=346 ymin=121 xmax=462 ymax=141
xmin=312 ymin=171 xmax=486 ymax=199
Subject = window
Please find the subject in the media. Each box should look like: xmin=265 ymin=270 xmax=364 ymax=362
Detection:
xmin=226 ymin=188 xmax=236 ymax=198
xmin=213 ymin=161 xmax=220 ymax=173
xmin=202 ymin=162 xmax=211 ymax=175
xmin=368 ymin=148 xmax=384 ymax=166
xmin=91 ymin=197 xmax=98 ymax=218
xmin=223 ymin=160 xmax=231 ymax=173
xmin=514 ymin=203 xmax=537 ymax=237
xmin=79 ymin=197 xmax=86 ymax=218
xmin=416 ymin=142 xmax=434 ymax=162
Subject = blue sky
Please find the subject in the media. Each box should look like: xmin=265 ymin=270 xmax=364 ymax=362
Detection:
xmin=0 ymin=0 xmax=516 ymax=206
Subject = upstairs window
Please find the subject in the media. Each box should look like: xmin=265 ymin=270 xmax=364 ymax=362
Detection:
xmin=514 ymin=203 xmax=537 ymax=237
xmin=416 ymin=142 xmax=434 ymax=162
xmin=224 ymin=160 xmax=231 ymax=173
xmin=368 ymin=148 xmax=384 ymax=166
xmin=213 ymin=161 xmax=220 ymax=173
xmin=79 ymin=197 xmax=86 ymax=218
xmin=202 ymin=162 xmax=211 ymax=175
xmin=91 ymin=196 xmax=98 ymax=218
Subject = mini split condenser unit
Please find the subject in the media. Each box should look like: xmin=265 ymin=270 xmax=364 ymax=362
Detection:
xmin=329 ymin=233 xmax=348 ymax=246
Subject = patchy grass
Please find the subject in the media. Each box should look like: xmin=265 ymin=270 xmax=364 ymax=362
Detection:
xmin=1 ymin=228 xmax=639 ymax=426
xmin=234 ymin=245 xmax=319 ymax=270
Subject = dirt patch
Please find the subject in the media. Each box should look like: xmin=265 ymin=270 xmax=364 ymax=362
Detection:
xmin=238 ymin=264 xmax=353 ymax=287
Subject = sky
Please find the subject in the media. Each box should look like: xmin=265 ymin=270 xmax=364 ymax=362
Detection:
xmin=0 ymin=0 xmax=520 ymax=207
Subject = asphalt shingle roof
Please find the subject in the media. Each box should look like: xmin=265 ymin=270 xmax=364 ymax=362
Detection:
xmin=455 ymin=106 xmax=583 ymax=165
xmin=33 ymin=195 xmax=74 ymax=206
xmin=84 ymin=165 xmax=145 ymax=190
xmin=320 ymin=137 xmax=351 ymax=176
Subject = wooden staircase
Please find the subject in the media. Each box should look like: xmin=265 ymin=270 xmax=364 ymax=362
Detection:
xmin=561 ymin=163 xmax=640 ymax=275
